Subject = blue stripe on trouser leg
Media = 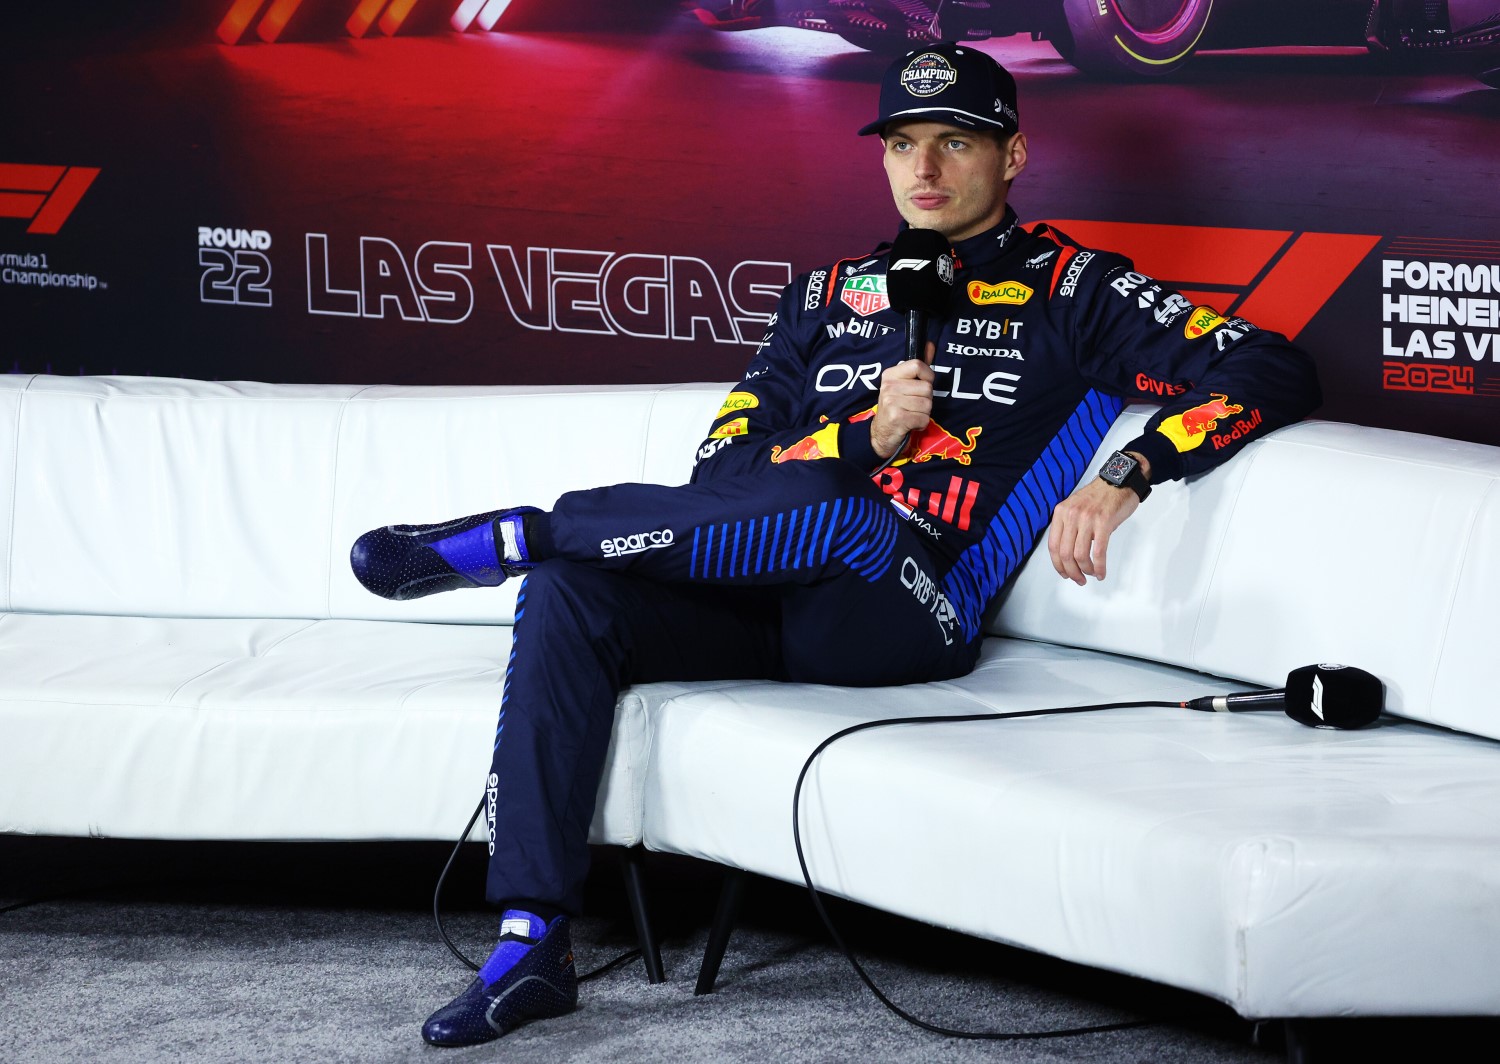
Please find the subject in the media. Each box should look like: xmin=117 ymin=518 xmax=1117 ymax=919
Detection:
xmin=549 ymin=462 xmax=909 ymax=585
xmin=482 ymin=563 xmax=788 ymax=912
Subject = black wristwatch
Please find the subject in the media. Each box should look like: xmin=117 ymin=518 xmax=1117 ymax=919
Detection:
xmin=1099 ymin=450 xmax=1151 ymax=501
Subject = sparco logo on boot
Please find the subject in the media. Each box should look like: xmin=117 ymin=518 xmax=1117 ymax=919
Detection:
xmin=900 ymin=53 xmax=958 ymax=97
xmin=601 ymin=528 xmax=676 ymax=557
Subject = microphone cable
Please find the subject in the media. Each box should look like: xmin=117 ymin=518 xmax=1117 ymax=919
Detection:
xmin=870 ymin=436 xmax=908 ymax=480
xmin=433 ymin=795 xmax=641 ymax=983
xmin=792 ymin=698 xmax=1182 ymax=1041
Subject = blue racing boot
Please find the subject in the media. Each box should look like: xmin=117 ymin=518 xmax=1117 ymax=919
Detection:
xmin=349 ymin=507 xmax=540 ymax=600
xmin=421 ymin=911 xmax=578 ymax=1047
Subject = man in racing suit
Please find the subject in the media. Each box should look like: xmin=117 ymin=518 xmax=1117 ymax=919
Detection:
xmin=351 ymin=43 xmax=1320 ymax=1046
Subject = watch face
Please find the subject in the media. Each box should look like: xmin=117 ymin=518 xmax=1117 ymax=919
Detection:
xmin=1102 ymin=452 xmax=1135 ymax=484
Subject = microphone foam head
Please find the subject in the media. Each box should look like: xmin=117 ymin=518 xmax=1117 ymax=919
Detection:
xmin=886 ymin=228 xmax=954 ymax=319
xmin=1284 ymin=664 xmax=1383 ymax=730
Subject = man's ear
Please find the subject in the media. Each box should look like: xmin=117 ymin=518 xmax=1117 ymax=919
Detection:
xmin=1003 ymin=132 xmax=1028 ymax=183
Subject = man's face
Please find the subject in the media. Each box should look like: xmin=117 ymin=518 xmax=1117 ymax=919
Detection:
xmin=881 ymin=121 xmax=1027 ymax=241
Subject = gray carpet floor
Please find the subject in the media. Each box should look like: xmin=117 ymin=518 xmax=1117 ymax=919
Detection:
xmin=0 ymin=837 xmax=1485 ymax=1063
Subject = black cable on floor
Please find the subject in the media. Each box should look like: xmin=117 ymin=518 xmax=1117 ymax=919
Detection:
xmin=792 ymin=700 xmax=1181 ymax=1041
xmin=433 ymin=796 xmax=487 ymax=972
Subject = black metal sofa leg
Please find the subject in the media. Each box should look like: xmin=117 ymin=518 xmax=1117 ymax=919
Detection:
xmin=694 ymin=867 xmax=750 ymax=995
xmin=619 ymin=845 xmax=666 ymax=984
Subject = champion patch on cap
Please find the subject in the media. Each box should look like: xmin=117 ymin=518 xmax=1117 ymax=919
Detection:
xmin=857 ymin=42 xmax=1020 ymax=137
xmin=900 ymin=52 xmax=958 ymax=98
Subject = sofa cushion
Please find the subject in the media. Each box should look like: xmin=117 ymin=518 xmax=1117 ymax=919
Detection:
xmin=3 ymin=376 xmax=354 ymax=620
xmin=0 ymin=613 xmax=647 ymax=846
xmin=640 ymin=637 xmax=1500 ymax=1018
xmin=0 ymin=375 xmax=729 ymax=627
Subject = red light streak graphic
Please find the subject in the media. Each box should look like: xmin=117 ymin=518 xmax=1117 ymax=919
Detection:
xmin=346 ymin=0 xmax=390 ymax=38
xmin=217 ymin=0 xmax=269 ymax=45
xmin=477 ymin=0 xmax=513 ymax=31
xmin=452 ymin=0 xmax=487 ymax=31
xmin=378 ymin=0 xmax=420 ymax=36
xmin=256 ymin=0 xmax=308 ymax=43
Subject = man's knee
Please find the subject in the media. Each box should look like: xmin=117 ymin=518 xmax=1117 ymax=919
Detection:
xmin=513 ymin=561 xmax=623 ymax=637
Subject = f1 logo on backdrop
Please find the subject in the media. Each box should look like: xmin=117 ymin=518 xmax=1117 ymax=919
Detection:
xmin=0 ymin=164 xmax=100 ymax=235
xmin=1039 ymin=220 xmax=1380 ymax=341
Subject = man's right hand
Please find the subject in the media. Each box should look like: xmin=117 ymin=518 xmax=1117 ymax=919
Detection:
xmin=870 ymin=348 xmax=935 ymax=460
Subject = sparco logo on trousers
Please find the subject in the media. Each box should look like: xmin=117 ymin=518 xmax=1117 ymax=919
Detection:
xmin=485 ymin=773 xmax=499 ymax=856
xmin=601 ymin=529 xmax=676 ymax=557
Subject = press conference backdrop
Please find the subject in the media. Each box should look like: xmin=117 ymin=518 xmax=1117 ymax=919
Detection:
xmin=3 ymin=0 xmax=1498 ymax=446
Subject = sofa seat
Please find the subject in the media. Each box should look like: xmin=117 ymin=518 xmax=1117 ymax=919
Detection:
xmin=0 ymin=612 xmax=648 ymax=845
xmin=642 ymin=637 xmax=1500 ymax=1019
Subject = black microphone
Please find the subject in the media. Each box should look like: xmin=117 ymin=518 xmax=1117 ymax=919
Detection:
xmin=1181 ymin=664 xmax=1384 ymax=730
xmin=885 ymin=228 xmax=954 ymax=362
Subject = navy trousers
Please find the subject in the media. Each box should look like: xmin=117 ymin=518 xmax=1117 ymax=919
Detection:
xmin=482 ymin=461 xmax=981 ymax=912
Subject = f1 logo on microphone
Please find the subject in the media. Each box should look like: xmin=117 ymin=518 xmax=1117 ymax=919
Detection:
xmin=891 ymin=254 xmax=954 ymax=284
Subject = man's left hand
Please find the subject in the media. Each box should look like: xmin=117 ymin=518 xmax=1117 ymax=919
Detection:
xmin=1047 ymin=478 xmax=1140 ymax=586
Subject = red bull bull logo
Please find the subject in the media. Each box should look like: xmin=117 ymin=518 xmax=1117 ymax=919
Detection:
xmin=846 ymin=405 xmax=982 ymax=466
xmin=1180 ymin=393 xmax=1243 ymax=436
xmin=1156 ymin=393 xmax=1244 ymax=452
xmin=902 ymin=421 xmax=983 ymax=465
xmin=770 ymin=422 xmax=840 ymax=464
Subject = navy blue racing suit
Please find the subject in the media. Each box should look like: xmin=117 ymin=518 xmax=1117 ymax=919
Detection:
xmin=483 ymin=206 xmax=1321 ymax=912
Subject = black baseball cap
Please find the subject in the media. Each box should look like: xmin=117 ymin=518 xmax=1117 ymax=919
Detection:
xmin=857 ymin=43 xmax=1020 ymax=138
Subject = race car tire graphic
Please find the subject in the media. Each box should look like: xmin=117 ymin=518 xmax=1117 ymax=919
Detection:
xmin=834 ymin=9 xmax=920 ymax=55
xmin=1056 ymin=0 xmax=1216 ymax=78
xmin=835 ymin=27 xmax=917 ymax=53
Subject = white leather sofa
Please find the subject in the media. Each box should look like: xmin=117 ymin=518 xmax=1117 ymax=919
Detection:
xmin=2 ymin=373 xmax=1498 ymax=1028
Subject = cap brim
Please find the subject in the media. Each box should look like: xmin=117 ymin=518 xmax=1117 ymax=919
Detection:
xmin=857 ymin=107 xmax=1014 ymax=137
